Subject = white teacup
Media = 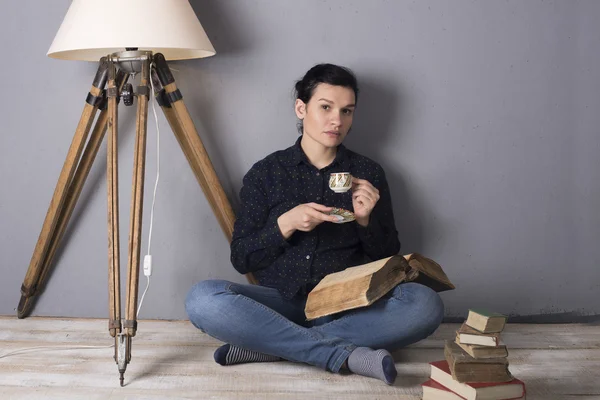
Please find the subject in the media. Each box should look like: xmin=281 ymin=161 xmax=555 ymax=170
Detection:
xmin=329 ymin=172 xmax=352 ymax=193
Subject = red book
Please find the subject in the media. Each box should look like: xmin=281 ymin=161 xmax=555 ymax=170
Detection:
xmin=429 ymin=360 xmax=526 ymax=400
xmin=422 ymin=379 xmax=527 ymax=400
xmin=422 ymin=379 xmax=469 ymax=399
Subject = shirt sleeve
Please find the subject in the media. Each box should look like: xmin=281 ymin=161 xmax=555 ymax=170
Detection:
xmin=356 ymin=165 xmax=401 ymax=260
xmin=230 ymin=164 xmax=298 ymax=274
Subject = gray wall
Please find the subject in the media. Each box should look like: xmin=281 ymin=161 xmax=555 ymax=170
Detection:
xmin=1 ymin=0 xmax=599 ymax=321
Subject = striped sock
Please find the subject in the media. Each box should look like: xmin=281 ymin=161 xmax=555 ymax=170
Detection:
xmin=213 ymin=344 xmax=282 ymax=366
xmin=347 ymin=347 xmax=397 ymax=385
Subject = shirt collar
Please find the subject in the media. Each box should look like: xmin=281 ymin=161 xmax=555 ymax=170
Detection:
xmin=280 ymin=136 xmax=350 ymax=170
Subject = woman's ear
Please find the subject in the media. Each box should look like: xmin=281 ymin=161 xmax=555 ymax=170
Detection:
xmin=294 ymin=99 xmax=306 ymax=120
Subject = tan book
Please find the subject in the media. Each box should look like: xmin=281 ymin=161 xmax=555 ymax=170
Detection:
xmin=304 ymin=253 xmax=455 ymax=320
xmin=455 ymin=336 xmax=508 ymax=359
xmin=457 ymin=322 xmax=502 ymax=346
xmin=466 ymin=309 xmax=508 ymax=333
xmin=444 ymin=340 xmax=513 ymax=383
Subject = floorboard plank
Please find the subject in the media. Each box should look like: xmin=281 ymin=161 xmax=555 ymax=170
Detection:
xmin=1 ymin=317 xmax=599 ymax=399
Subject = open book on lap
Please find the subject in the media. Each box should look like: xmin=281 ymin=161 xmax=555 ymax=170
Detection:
xmin=304 ymin=253 xmax=455 ymax=320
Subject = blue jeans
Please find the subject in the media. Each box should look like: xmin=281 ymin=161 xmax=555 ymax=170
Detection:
xmin=185 ymin=280 xmax=444 ymax=373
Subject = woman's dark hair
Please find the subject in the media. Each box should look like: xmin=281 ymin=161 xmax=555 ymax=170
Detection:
xmin=294 ymin=63 xmax=359 ymax=133
xmin=294 ymin=63 xmax=359 ymax=104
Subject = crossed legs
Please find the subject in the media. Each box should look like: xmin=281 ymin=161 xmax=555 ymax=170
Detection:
xmin=185 ymin=279 xmax=444 ymax=383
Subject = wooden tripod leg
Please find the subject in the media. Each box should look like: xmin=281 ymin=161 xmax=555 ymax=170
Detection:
xmin=151 ymin=54 xmax=257 ymax=285
xmin=107 ymin=60 xmax=122 ymax=338
xmin=37 ymin=71 xmax=130 ymax=300
xmin=17 ymin=59 xmax=110 ymax=318
xmin=125 ymin=58 xmax=150 ymax=337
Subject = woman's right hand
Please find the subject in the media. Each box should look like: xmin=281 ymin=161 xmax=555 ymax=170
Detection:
xmin=277 ymin=203 xmax=339 ymax=239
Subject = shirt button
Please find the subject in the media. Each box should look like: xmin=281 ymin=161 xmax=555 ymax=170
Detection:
xmin=316 ymin=172 xmax=320 ymax=176
xmin=306 ymin=255 xmax=311 ymax=259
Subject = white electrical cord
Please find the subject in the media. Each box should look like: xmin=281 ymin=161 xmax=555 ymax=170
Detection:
xmin=136 ymin=62 xmax=161 ymax=318
xmin=146 ymin=69 xmax=161 ymax=259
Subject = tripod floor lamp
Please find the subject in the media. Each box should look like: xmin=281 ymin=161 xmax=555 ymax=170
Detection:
xmin=18 ymin=0 xmax=256 ymax=386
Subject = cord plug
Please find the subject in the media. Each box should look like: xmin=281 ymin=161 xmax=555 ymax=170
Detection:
xmin=143 ymin=255 xmax=152 ymax=276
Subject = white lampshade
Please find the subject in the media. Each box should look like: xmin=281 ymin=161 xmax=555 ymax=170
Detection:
xmin=47 ymin=0 xmax=215 ymax=61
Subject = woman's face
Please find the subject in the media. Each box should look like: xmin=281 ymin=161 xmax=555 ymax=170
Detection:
xmin=295 ymin=83 xmax=356 ymax=149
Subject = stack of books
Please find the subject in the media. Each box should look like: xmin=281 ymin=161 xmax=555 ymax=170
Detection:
xmin=422 ymin=309 xmax=527 ymax=400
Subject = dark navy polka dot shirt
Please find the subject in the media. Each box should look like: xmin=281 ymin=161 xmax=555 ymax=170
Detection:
xmin=230 ymin=136 xmax=401 ymax=300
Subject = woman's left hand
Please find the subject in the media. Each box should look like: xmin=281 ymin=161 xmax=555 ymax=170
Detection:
xmin=351 ymin=177 xmax=380 ymax=227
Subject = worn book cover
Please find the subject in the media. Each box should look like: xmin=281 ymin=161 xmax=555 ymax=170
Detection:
xmin=466 ymin=309 xmax=508 ymax=333
xmin=444 ymin=340 xmax=513 ymax=383
xmin=455 ymin=336 xmax=508 ymax=359
xmin=457 ymin=322 xmax=502 ymax=346
xmin=304 ymin=253 xmax=455 ymax=320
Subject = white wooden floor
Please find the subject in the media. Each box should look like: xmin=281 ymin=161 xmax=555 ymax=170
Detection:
xmin=0 ymin=317 xmax=598 ymax=400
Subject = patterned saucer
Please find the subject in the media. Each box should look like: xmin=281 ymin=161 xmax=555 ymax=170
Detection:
xmin=327 ymin=207 xmax=356 ymax=223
